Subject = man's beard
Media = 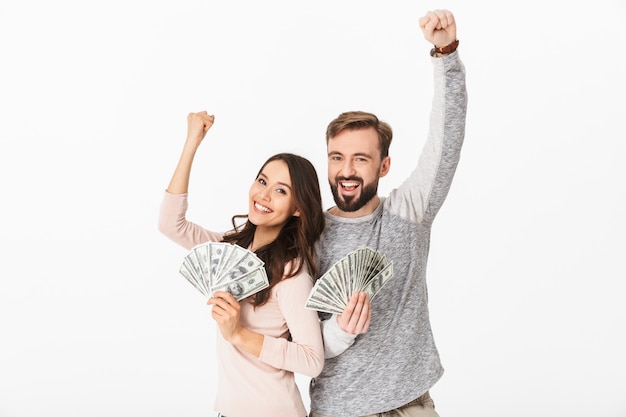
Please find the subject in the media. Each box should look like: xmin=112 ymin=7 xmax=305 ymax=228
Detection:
xmin=329 ymin=176 xmax=379 ymax=213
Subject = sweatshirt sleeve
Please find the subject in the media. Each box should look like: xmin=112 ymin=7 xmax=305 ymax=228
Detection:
xmin=320 ymin=315 xmax=357 ymax=359
xmin=258 ymin=271 xmax=325 ymax=377
xmin=158 ymin=191 xmax=223 ymax=250
xmin=386 ymin=51 xmax=468 ymax=226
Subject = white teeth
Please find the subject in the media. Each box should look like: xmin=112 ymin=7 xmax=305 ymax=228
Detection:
xmin=341 ymin=182 xmax=359 ymax=188
xmin=255 ymin=202 xmax=271 ymax=213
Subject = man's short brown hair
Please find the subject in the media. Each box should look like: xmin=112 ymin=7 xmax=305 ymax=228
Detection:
xmin=326 ymin=111 xmax=393 ymax=158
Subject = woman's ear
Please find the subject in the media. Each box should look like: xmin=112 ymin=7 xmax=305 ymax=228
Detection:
xmin=293 ymin=208 xmax=301 ymax=217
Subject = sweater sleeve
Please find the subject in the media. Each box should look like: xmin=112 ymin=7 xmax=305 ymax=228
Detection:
xmin=386 ymin=51 xmax=468 ymax=225
xmin=320 ymin=315 xmax=357 ymax=359
xmin=258 ymin=270 xmax=325 ymax=377
xmin=158 ymin=191 xmax=224 ymax=250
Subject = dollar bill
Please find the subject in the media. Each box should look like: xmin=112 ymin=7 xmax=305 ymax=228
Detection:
xmin=362 ymin=261 xmax=393 ymax=300
xmin=179 ymin=261 xmax=209 ymax=296
xmin=305 ymin=247 xmax=394 ymax=313
xmin=305 ymin=298 xmax=345 ymax=315
xmin=178 ymin=242 xmax=268 ymax=300
xmin=307 ymin=281 xmax=345 ymax=311
xmin=211 ymin=267 xmax=269 ymax=301
xmin=182 ymin=255 xmax=209 ymax=295
xmin=214 ymin=250 xmax=264 ymax=287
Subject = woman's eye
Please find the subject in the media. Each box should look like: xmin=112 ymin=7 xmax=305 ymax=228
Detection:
xmin=258 ymin=178 xmax=266 ymax=185
xmin=276 ymin=188 xmax=286 ymax=195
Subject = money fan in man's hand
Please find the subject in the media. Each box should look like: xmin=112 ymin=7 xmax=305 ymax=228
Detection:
xmin=305 ymin=247 xmax=393 ymax=314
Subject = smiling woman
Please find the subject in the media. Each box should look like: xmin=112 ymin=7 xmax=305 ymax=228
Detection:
xmin=247 ymin=159 xmax=301 ymax=248
xmin=158 ymin=112 xmax=325 ymax=417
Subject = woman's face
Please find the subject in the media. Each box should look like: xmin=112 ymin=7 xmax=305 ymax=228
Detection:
xmin=248 ymin=159 xmax=300 ymax=232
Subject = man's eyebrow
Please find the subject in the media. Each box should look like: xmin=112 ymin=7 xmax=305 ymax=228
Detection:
xmin=328 ymin=150 xmax=373 ymax=158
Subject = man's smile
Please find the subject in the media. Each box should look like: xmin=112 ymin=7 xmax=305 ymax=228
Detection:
xmin=339 ymin=181 xmax=360 ymax=191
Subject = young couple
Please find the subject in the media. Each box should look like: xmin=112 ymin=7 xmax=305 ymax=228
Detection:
xmin=158 ymin=9 xmax=467 ymax=417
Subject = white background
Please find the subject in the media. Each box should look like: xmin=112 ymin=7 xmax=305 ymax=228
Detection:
xmin=1 ymin=1 xmax=625 ymax=416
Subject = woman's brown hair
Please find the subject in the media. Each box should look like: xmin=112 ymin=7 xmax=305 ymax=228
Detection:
xmin=222 ymin=153 xmax=325 ymax=307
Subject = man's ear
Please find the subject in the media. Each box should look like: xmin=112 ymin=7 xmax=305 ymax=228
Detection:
xmin=379 ymin=156 xmax=391 ymax=178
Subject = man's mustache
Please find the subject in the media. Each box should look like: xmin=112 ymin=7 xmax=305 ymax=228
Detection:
xmin=334 ymin=176 xmax=363 ymax=184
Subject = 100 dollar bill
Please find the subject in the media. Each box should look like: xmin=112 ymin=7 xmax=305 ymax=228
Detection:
xmin=211 ymin=267 xmax=269 ymax=301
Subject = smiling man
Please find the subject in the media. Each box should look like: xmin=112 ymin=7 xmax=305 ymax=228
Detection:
xmin=309 ymin=9 xmax=468 ymax=417
xmin=327 ymin=121 xmax=390 ymax=218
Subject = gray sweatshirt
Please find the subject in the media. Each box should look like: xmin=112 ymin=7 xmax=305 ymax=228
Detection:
xmin=310 ymin=51 xmax=467 ymax=417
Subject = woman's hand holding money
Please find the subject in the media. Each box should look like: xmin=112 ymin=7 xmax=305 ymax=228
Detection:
xmin=208 ymin=291 xmax=264 ymax=357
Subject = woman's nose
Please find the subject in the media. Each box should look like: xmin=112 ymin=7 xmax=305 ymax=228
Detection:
xmin=259 ymin=188 xmax=270 ymax=200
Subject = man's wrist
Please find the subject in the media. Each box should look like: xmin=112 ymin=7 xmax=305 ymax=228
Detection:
xmin=430 ymin=39 xmax=459 ymax=57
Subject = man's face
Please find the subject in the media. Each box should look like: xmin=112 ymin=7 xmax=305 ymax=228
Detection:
xmin=327 ymin=127 xmax=390 ymax=217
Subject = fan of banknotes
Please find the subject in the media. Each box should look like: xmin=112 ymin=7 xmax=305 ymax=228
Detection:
xmin=179 ymin=242 xmax=269 ymax=301
xmin=305 ymin=247 xmax=393 ymax=314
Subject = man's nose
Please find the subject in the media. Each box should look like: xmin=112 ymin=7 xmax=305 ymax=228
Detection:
xmin=340 ymin=160 xmax=355 ymax=177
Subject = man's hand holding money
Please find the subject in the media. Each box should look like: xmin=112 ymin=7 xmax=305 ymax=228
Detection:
xmin=337 ymin=292 xmax=371 ymax=334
